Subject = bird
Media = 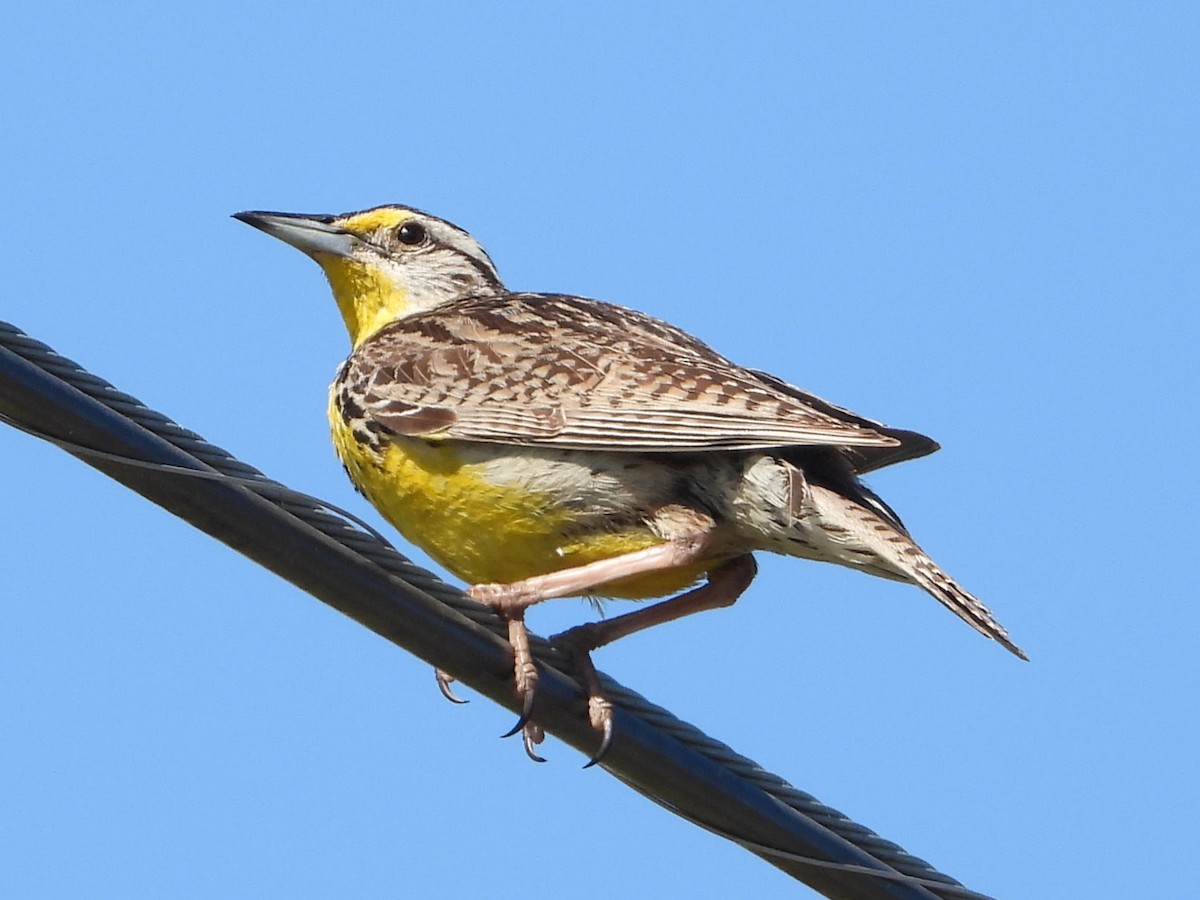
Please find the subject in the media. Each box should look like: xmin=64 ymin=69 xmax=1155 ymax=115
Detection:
xmin=235 ymin=204 xmax=1026 ymax=763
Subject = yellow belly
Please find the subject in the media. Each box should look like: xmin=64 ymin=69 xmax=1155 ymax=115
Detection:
xmin=329 ymin=412 xmax=706 ymax=599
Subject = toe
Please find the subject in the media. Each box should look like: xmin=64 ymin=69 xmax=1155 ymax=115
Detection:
xmin=583 ymin=711 xmax=614 ymax=769
xmin=434 ymin=669 xmax=469 ymax=704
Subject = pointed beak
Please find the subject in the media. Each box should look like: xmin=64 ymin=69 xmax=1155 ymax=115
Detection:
xmin=233 ymin=211 xmax=358 ymax=259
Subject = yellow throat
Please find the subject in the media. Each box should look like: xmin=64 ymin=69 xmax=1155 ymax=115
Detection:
xmin=313 ymin=208 xmax=417 ymax=346
xmin=233 ymin=205 xmax=502 ymax=347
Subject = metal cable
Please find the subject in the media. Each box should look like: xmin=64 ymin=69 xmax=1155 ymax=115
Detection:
xmin=0 ymin=320 xmax=991 ymax=900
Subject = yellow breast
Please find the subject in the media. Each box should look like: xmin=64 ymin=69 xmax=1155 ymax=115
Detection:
xmin=328 ymin=398 xmax=706 ymax=599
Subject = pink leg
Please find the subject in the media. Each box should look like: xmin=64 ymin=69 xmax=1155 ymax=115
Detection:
xmin=553 ymin=554 xmax=758 ymax=652
xmin=464 ymin=533 xmax=725 ymax=763
xmin=552 ymin=554 xmax=757 ymax=764
xmin=467 ymin=533 xmax=716 ymax=612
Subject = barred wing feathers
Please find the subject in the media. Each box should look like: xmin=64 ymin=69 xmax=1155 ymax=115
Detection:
xmin=342 ymin=294 xmax=906 ymax=454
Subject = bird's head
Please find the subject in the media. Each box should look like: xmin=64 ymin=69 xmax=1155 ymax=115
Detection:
xmin=235 ymin=205 xmax=504 ymax=347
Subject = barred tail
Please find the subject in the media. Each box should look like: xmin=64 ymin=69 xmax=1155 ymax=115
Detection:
xmin=795 ymin=479 xmax=1028 ymax=660
xmin=906 ymin=551 xmax=1028 ymax=660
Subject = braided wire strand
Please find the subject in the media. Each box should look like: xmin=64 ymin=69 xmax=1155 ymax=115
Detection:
xmin=0 ymin=320 xmax=981 ymax=899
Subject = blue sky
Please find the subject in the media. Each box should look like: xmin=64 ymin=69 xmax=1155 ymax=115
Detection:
xmin=2 ymin=4 xmax=1196 ymax=897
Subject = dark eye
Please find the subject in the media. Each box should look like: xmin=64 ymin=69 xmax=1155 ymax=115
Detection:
xmin=396 ymin=221 xmax=427 ymax=246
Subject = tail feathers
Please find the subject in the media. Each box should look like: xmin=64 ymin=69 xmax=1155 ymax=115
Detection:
xmin=907 ymin=555 xmax=1028 ymax=661
xmin=794 ymin=480 xmax=1027 ymax=660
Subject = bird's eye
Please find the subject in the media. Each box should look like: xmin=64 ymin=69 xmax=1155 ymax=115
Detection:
xmin=396 ymin=221 xmax=428 ymax=246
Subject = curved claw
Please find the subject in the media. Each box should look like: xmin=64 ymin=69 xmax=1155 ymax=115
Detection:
xmin=435 ymin=669 xmax=469 ymax=704
xmin=522 ymin=730 xmax=547 ymax=763
xmin=582 ymin=714 xmax=614 ymax=769
xmin=499 ymin=717 xmax=526 ymax=739
xmin=501 ymin=685 xmax=537 ymax=738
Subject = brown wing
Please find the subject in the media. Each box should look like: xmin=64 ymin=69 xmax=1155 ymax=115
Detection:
xmin=746 ymin=369 xmax=940 ymax=473
xmin=340 ymin=293 xmax=903 ymax=453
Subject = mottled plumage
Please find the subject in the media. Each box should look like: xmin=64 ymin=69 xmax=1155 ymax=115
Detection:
xmin=336 ymin=292 xmax=931 ymax=454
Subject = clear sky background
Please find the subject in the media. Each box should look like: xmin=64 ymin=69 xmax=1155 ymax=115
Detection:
xmin=2 ymin=4 xmax=1196 ymax=898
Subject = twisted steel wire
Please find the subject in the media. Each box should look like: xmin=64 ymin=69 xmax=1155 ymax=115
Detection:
xmin=0 ymin=320 xmax=990 ymax=900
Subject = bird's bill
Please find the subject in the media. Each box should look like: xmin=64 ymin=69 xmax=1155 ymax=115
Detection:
xmin=233 ymin=211 xmax=357 ymax=259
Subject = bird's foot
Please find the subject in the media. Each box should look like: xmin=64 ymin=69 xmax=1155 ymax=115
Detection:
xmin=499 ymin=613 xmax=546 ymax=761
xmin=550 ymin=622 xmax=614 ymax=767
xmin=468 ymin=583 xmax=547 ymax=761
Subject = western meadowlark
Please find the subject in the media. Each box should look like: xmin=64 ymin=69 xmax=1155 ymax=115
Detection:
xmin=235 ymin=205 xmax=1025 ymax=762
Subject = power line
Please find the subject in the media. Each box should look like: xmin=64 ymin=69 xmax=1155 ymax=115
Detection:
xmin=0 ymin=320 xmax=993 ymax=900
